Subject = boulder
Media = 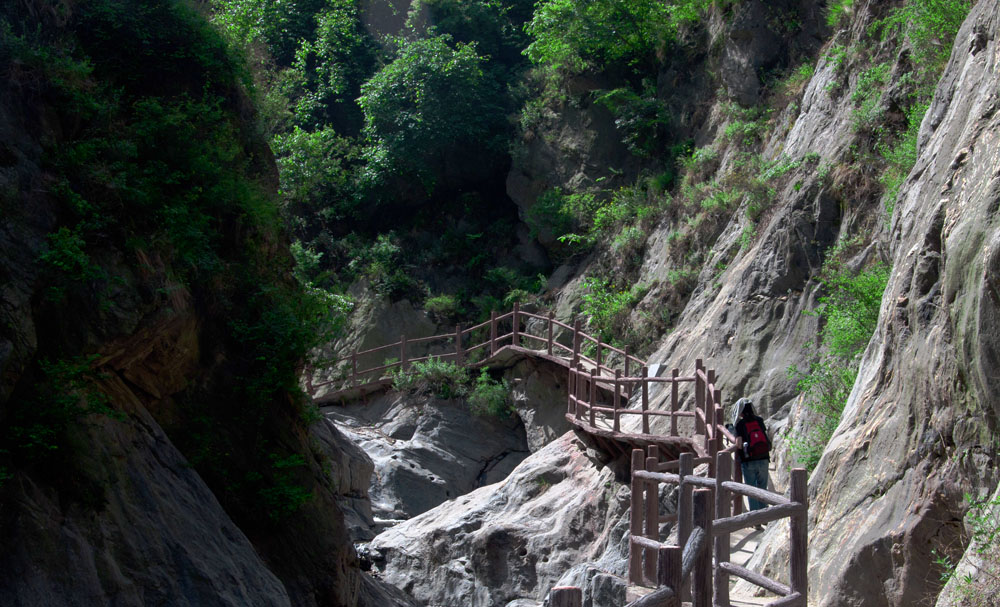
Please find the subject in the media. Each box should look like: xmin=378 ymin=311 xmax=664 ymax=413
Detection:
xmin=369 ymin=432 xmax=626 ymax=606
xmin=327 ymin=391 xmax=530 ymax=532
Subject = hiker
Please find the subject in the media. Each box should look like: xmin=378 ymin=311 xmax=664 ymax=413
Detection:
xmin=733 ymin=397 xmax=771 ymax=517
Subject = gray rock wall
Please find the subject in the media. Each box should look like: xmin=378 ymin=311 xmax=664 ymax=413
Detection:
xmin=530 ymin=2 xmax=1000 ymax=605
xmin=0 ymin=397 xmax=293 ymax=607
xmin=806 ymin=3 xmax=1000 ymax=605
xmin=369 ymin=432 xmax=625 ymax=607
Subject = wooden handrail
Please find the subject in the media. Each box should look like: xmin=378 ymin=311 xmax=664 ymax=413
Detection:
xmin=629 ymin=450 xmax=808 ymax=604
xmin=318 ymin=304 xmax=811 ymax=607
xmin=314 ymin=305 xmax=675 ymax=399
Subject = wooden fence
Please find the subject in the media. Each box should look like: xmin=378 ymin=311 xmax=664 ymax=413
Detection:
xmin=307 ymin=303 xmax=646 ymax=396
xmin=549 ymin=453 xmax=807 ymax=607
xmin=309 ymin=306 xmax=737 ymax=462
xmin=628 ymin=450 xmax=807 ymax=606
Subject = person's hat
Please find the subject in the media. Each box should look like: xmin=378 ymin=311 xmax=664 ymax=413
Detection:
xmin=732 ymin=397 xmax=753 ymax=424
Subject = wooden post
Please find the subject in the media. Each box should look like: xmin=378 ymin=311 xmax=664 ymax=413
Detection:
xmin=490 ymin=311 xmax=497 ymax=355
xmin=732 ymin=459 xmax=744 ymax=516
xmin=647 ymin=445 xmax=660 ymax=468
xmin=455 ymin=325 xmax=464 ymax=365
xmin=790 ymin=468 xmax=808 ymax=600
xmin=304 ymin=364 xmax=314 ymax=396
xmin=629 ymin=449 xmax=645 ymax=584
xmin=695 ymin=359 xmax=705 ymax=437
xmin=642 ymin=366 xmax=650 ymax=435
xmin=596 ymin=338 xmax=602 ymax=372
xmin=547 ymin=310 xmax=554 ymax=356
xmin=671 ymin=368 xmax=679 ymax=437
xmin=711 ymin=391 xmax=723 ymax=476
xmin=705 ymin=370 xmax=716 ymax=458
xmin=644 ymin=451 xmax=660 ymax=583
xmin=588 ymin=369 xmax=597 ymax=428
xmin=550 ymin=586 xmax=582 ymax=607
xmin=512 ymin=302 xmax=520 ymax=347
xmin=576 ymin=364 xmax=585 ymax=419
xmin=623 ymin=345 xmax=630 ymax=379
xmin=613 ymin=369 xmax=621 ymax=432
xmin=351 ymin=350 xmax=358 ymax=387
xmin=572 ymin=318 xmax=581 ymax=364
xmin=715 ymin=452 xmax=733 ymax=607
xmin=400 ymin=335 xmax=408 ymax=371
xmin=567 ymin=367 xmax=575 ymax=414
xmin=679 ymin=452 xmax=694 ymax=603
xmin=658 ymin=545 xmax=682 ymax=595
xmin=692 ymin=488 xmax=713 ymax=607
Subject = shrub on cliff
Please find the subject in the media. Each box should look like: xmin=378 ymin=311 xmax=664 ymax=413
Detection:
xmin=358 ymin=34 xmax=506 ymax=201
xmin=788 ymin=257 xmax=890 ymax=471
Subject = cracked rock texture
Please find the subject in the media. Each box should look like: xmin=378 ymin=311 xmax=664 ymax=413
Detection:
xmin=369 ymin=432 xmax=626 ymax=607
xmin=326 ymin=392 xmax=531 ymax=534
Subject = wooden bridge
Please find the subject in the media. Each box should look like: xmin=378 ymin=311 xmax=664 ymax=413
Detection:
xmin=309 ymin=304 xmax=808 ymax=607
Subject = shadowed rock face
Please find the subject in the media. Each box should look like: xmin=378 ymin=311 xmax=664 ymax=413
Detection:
xmin=0 ymin=392 xmax=293 ymax=607
xmin=327 ymin=392 xmax=531 ymax=535
xmin=369 ymin=432 xmax=626 ymax=607
xmin=0 ymin=6 xmax=374 ymax=605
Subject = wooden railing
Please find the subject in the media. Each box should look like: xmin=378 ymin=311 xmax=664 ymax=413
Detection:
xmin=627 ymin=451 xmax=808 ymax=606
xmin=309 ymin=306 xmax=738 ymax=464
xmin=548 ymin=453 xmax=808 ymax=607
xmin=307 ymin=303 xmax=647 ymax=396
xmin=314 ymin=304 xmax=805 ymax=606
xmin=566 ymin=358 xmax=737 ymax=465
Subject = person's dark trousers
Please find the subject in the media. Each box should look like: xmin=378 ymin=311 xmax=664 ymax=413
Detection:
xmin=741 ymin=459 xmax=769 ymax=511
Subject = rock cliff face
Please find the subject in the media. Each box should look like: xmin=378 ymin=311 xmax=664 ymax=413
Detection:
xmin=369 ymin=432 xmax=625 ymax=607
xmin=627 ymin=2 xmax=1000 ymax=606
xmin=0 ymin=3 xmax=375 ymax=605
xmin=5 ymin=0 xmax=1000 ymax=605
xmin=806 ymin=3 xmax=1000 ymax=604
xmin=500 ymin=1 xmax=999 ymax=606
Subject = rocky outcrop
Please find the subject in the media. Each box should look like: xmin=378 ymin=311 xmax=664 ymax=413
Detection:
xmin=327 ymin=392 xmax=531 ymax=534
xmin=528 ymin=2 xmax=999 ymax=606
xmin=0 ymin=4 xmax=366 ymax=605
xmin=0 ymin=392 xmax=293 ymax=607
xmin=369 ymin=432 xmax=626 ymax=607
xmin=804 ymin=3 xmax=1000 ymax=604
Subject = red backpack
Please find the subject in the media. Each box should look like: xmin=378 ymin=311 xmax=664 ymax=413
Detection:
xmin=744 ymin=419 xmax=769 ymax=458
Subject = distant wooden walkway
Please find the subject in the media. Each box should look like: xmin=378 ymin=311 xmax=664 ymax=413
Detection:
xmin=308 ymin=304 xmax=730 ymax=461
xmin=309 ymin=304 xmax=807 ymax=607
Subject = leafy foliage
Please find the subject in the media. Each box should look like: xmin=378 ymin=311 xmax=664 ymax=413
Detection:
xmin=581 ymin=277 xmax=647 ymax=344
xmin=468 ymin=369 xmax=515 ymax=418
xmin=596 ymin=82 xmax=673 ymax=157
xmin=273 ymin=126 xmax=361 ymax=227
xmin=524 ymin=0 xmax=710 ymax=76
xmin=391 ymin=359 xmax=513 ymax=417
xmin=358 ymin=35 xmax=505 ymax=196
xmin=1 ymin=0 xmax=336 ymax=522
xmin=859 ymin=0 xmax=971 ymax=216
xmin=787 ymin=258 xmax=889 ymax=470
xmin=826 ymin=0 xmax=855 ymax=28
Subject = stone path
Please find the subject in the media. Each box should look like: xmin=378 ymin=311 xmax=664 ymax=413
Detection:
xmin=727 ymin=523 xmax=768 ymax=607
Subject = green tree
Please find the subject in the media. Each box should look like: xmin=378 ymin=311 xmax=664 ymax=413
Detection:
xmin=286 ymin=2 xmax=379 ymax=131
xmin=358 ymin=34 xmax=505 ymax=199
xmin=524 ymin=0 xmax=710 ymax=76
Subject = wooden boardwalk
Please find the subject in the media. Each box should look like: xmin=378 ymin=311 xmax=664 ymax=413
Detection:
xmin=310 ymin=305 xmax=807 ymax=607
